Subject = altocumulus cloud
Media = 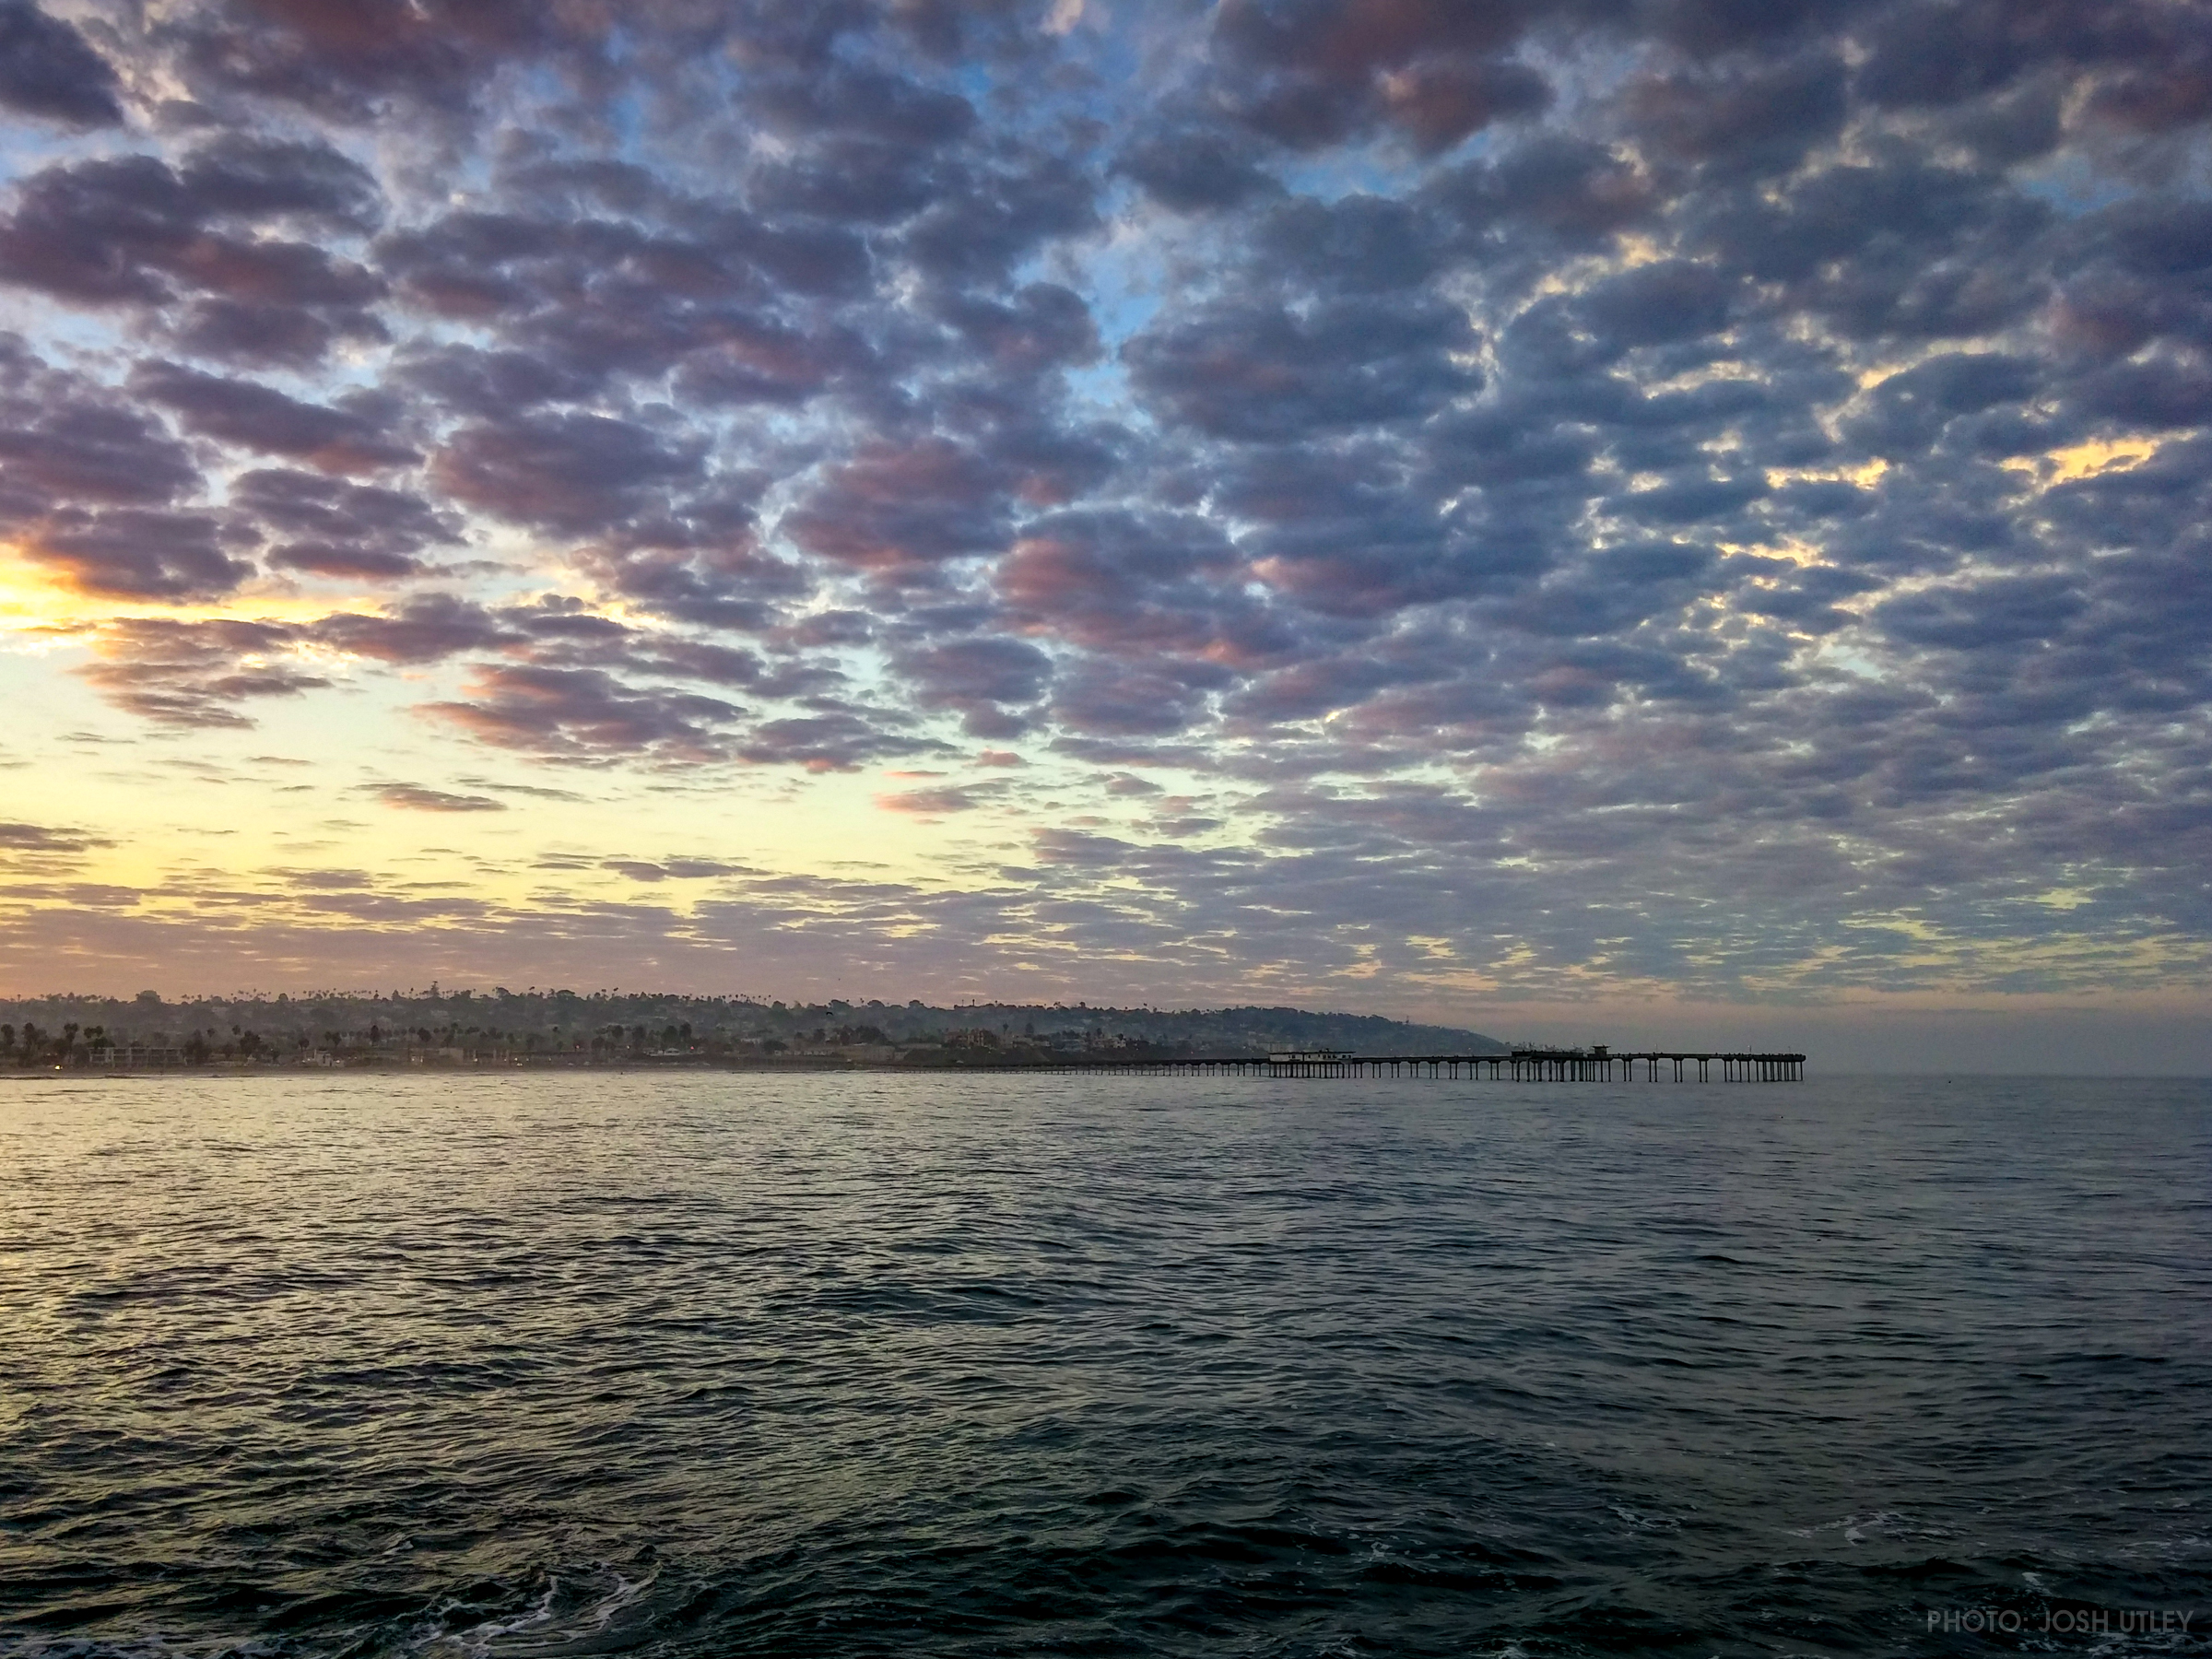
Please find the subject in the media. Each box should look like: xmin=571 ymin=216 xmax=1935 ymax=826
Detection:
xmin=0 ymin=0 xmax=2208 ymax=1019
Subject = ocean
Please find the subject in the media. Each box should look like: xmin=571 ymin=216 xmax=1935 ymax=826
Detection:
xmin=2 ymin=1072 xmax=2206 ymax=1657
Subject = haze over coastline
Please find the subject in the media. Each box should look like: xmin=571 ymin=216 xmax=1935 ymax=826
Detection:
xmin=2 ymin=1 xmax=2210 ymax=1072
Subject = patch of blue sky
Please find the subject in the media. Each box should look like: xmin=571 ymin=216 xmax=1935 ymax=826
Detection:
xmin=1051 ymin=228 xmax=1159 ymax=347
xmin=1271 ymin=138 xmax=1426 ymax=206
xmin=0 ymin=288 xmax=135 ymax=371
xmin=0 ymin=112 xmax=134 ymax=183
xmin=587 ymin=108 xmax=652 ymax=189
xmin=942 ymin=58 xmax=1004 ymax=123
xmin=2013 ymin=149 xmax=2147 ymax=218
xmin=1062 ymin=357 xmax=1143 ymax=430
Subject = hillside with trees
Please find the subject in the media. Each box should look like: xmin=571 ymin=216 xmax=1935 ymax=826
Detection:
xmin=0 ymin=990 xmax=1505 ymax=1069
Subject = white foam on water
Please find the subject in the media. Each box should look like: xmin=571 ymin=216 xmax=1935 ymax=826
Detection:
xmin=1609 ymin=1502 xmax=1681 ymax=1532
xmin=1793 ymin=1509 xmax=1951 ymax=1546
xmin=405 ymin=1564 xmax=659 ymax=1659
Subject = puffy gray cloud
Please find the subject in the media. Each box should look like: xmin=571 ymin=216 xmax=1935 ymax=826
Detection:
xmin=133 ymin=361 xmax=419 ymax=474
xmin=897 ymin=636 xmax=1054 ymax=736
xmin=1117 ymin=125 xmax=1284 ymax=211
xmin=0 ymin=140 xmax=387 ymax=362
xmin=781 ymin=436 xmax=1017 ymax=570
xmin=229 ymin=469 xmax=454 ymax=580
xmin=0 ymin=339 xmax=202 ymax=518
xmin=74 ymin=618 xmax=324 ymax=725
xmin=430 ymin=413 xmax=705 ymax=535
xmin=418 ymin=664 xmax=746 ymax=761
xmin=1201 ymin=0 xmax=1549 ymax=152
xmin=0 ymin=1 xmax=123 ymax=127
xmin=1624 ymin=50 xmax=1849 ymax=179
xmin=27 ymin=508 xmax=254 ymax=601
xmin=1125 ymin=293 xmax=1477 ymax=440
xmin=311 ymin=594 xmax=517 ymax=663
xmin=735 ymin=710 xmax=943 ymax=771
xmin=150 ymin=0 xmax=588 ymax=122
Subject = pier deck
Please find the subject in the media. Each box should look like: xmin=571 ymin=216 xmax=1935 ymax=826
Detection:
xmin=984 ymin=1048 xmax=1806 ymax=1081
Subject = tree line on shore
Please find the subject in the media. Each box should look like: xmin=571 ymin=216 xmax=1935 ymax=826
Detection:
xmin=0 ymin=990 xmax=1500 ymax=1069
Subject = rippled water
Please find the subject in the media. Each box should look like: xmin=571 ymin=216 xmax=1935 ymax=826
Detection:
xmin=3 ymin=1072 xmax=2208 ymax=1657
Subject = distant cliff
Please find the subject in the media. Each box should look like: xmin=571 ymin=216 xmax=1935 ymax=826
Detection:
xmin=0 ymin=990 xmax=1506 ymax=1066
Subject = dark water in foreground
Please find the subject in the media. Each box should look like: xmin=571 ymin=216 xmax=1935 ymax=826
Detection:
xmin=2 ymin=1073 xmax=2208 ymax=1658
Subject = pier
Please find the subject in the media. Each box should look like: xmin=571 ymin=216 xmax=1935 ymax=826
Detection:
xmin=987 ymin=1046 xmax=1806 ymax=1080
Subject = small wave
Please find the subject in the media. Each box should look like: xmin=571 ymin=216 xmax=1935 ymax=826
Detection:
xmin=1787 ymin=1510 xmax=1955 ymax=1547
xmin=402 ymin=1562 xmax=663 ymax=1659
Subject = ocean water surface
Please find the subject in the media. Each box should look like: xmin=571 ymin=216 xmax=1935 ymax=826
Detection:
xmin=2 ymin=1071 xmax=2207 ymax=1657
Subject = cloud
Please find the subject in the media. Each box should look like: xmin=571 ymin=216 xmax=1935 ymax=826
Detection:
xmin=877 ymin=784 xmax=982 ymax=815
xmin=230 ymin=468 xmax=455 ymax=580
xmin=0 ymin=340 xmax=203 ymax=519
xmin=0 ymin=1 xmax=124 ymax=127
xmin=895 ymin=636 xmax=1053 ymax=735
xmin=132 ymin=362 xmax=419 ymax=474
xmin=0 ymin=141 xmax=387 ymax=362
xmin=1117 ymin=125 xmax=1283 ymax=211
xmin=995 ymin=510 xmax=1272 ymax=674
xmin=431 ymin=412 xmax=706 ymax=536
xmin=312 ymin=594 xmax=515 ymax=663
xmin=1124 ymin=293 xmax=1477 ymax=441
xmin=735 ymin=711 xmax=943 ymax=771
xmin=780 ymin=437 xmax=1015 ymax=570
xmin=372 ymin=785 xmax=508 ymax=812
xmin=1625 ymin=50 xmax=1849 ymax=179
xmin=1 ymin=0 xmax=2209 ymax=1018
xmin=149 ymin=0 xmax=589 ymax=123
xmin=25 ymin=509 xmax=255 ymax=602
xmin=74 ymin=619 xmax=324 ymax=726
xmin=418 ymin=664 xmax=745 ymax=761
xmin=0 ymin=820 xmax=110 ymax=853
xmin=1202 ymin=0 xmax=1548 ymax=152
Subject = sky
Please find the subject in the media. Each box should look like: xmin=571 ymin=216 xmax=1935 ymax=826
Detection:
xmin=1 ymin=0 xmax=2209 ymax=1070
